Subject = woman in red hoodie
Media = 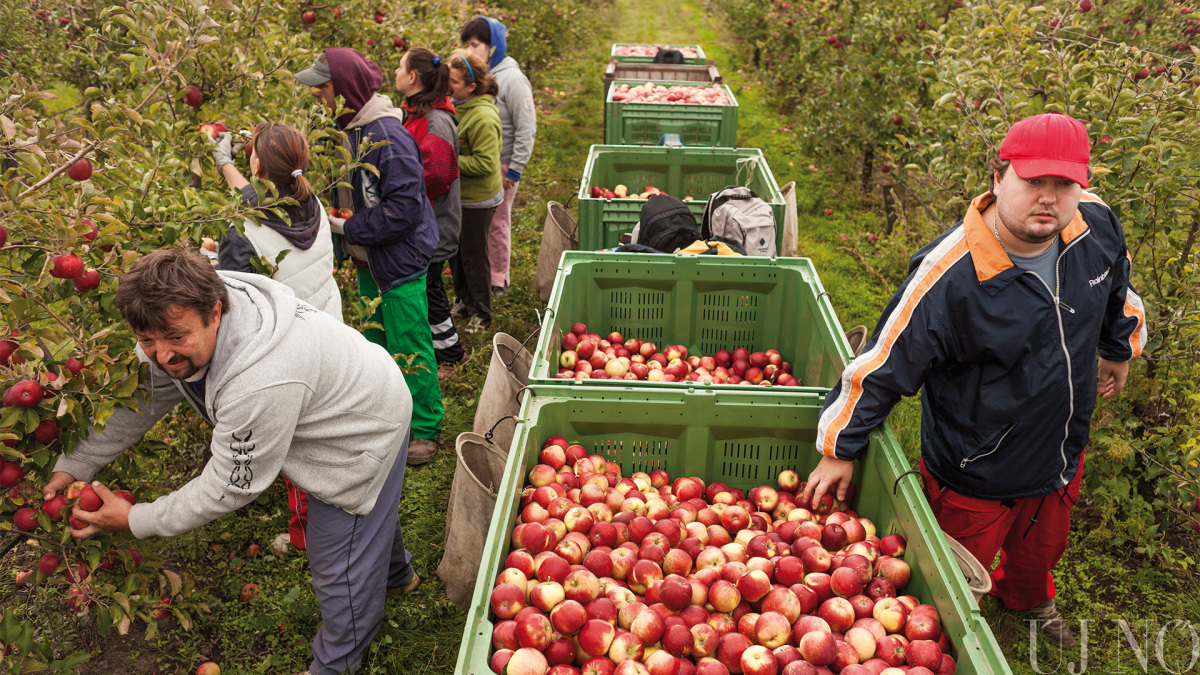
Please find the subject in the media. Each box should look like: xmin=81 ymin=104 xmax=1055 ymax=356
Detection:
xmin=394 ymin=48 xmax=464 ymax=376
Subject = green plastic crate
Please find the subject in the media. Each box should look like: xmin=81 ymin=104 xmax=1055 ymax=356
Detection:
xmin=577 ymin=145 xmax=784 ymax=251
xmin=453 ymin=388 xmax=1011 ymax=675
xmin=529 ymin=252 xmax=852 ymax=394
xmin=605 ymin=79 xmax=738 ymax=146
xmin=610 ymin=43 xmax=708 ymax=64
xmin=604 ymin=59 xmax=721 ymax=96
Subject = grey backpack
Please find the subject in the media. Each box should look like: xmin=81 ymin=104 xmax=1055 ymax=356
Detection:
xmin=701 ymin=186 xmax=777 ymax=257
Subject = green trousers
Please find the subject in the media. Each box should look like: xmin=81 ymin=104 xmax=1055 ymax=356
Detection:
xmin=357 ymin=268 xmax=443 ymax=440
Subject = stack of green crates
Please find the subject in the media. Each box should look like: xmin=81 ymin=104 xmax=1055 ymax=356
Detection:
xmin=529 ymin=252 xmax=848 ymax=394
xmin=577 ymin=145 xmax=782 ymax=250
xmin=605 ymin=79 xmax=738 ymax=146
xmin=609 ymin=43 xmax=708 ymax=64
xmin=452 ymin=387 xmax=1012 ymax=675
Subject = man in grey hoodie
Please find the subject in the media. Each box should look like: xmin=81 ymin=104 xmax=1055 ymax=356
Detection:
xmin=461 ymin=17 xmax=537 ymax=296
xmin=44 ymin=249 xmax=416 ymax=675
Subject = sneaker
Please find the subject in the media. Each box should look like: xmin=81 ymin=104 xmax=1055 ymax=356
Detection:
xmin=437 ymin=363 xmax=458 ymax=381
xmin=1028 ymin=599 xmax=1076 ymax=648
xmin=272 ymin=533 xmax=292 ymax=556
xmin=407 ymin=438 xmax=439 ymax=465
xmin=387 ymin=573 xmax=421 ymax=595
xmin=449 ymin=300 xmax=470 ymax=320
xmin=463 ymin=315 xmax=490 ymax=335
xmin=491 ymin=284 xmax=509 ymax=298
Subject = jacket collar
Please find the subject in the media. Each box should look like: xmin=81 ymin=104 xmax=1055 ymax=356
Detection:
xmin=965 ymin=192 xmax=1090 ymax=286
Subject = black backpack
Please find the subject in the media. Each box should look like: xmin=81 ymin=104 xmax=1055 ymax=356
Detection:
xmin=632 ymin=194 xmax=701 ymax=253
xmin=653 ymin=49 xmax=685 ymax=64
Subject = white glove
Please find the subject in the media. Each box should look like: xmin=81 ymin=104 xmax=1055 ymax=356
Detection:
xmin=327 ymin=215 xmax=346 ymax=235
xmin=209 ymin=132 xmax=234 ymax=170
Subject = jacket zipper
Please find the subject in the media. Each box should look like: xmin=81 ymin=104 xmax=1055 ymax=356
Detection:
xmin=1024 ymin=230 xmax=1091 ymax=486
xmin=960 ymin=423 xmax=1015 ymax=468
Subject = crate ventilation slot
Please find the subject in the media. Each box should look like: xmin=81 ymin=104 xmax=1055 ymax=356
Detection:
xmin=592 ymin=439 xmax=668 ymax=472
xmin=721 ymin=442 xmax=761 ymax=481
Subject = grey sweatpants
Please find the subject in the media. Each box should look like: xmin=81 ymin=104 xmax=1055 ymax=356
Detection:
xmin=306 ymin=436 xmax=414 ymax=674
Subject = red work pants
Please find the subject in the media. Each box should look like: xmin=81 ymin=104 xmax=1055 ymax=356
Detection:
xmin=919 ymin=455 xmax=1083 ymax=611
xmin=285 ymin=477 xmax=309 ymax=551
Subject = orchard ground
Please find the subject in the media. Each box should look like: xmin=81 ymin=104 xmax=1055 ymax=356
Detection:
xmin=4 ymin=0 xmax=1198 ymax=673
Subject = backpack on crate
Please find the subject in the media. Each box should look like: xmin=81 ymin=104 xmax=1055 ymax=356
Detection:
xmin=653 ymin=49 xmax=685 ymax=64
xmin=701 ymin=186 xmax=778 ymax=257
xmin=628 ymin=194 xmax=702 ymax=253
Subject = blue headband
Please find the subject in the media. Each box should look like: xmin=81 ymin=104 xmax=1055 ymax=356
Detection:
xmin=431 ymin=55 xmax=442 ymax=66
xmin=458 ymin=55 xmax=475 ymax=82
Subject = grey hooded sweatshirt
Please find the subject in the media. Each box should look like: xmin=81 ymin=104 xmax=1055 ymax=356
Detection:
xmin=53 ymin=272 xmax=412 ymax=539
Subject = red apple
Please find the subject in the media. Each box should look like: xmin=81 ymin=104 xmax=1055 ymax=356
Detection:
xmin=798 ymin=630 xmax=837 ymax=666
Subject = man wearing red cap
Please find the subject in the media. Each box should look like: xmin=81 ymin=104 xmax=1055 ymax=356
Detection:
xmin=802 ymin=112 xmax=1147 ymax=647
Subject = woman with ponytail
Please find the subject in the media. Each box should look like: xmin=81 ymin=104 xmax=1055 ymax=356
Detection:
xmin=446 ymin=48 xmax=502 ymax=335
xmin=208 ymin=122 xmax=342 ymax=320
xmin=394 ymin=48 xmax=464 ymax=374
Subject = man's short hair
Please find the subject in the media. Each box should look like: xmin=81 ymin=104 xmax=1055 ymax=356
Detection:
xmin=115 ymin=248 xmax=229 ymax=334
xmin=460 ymin=18 xmax=490 ymax=46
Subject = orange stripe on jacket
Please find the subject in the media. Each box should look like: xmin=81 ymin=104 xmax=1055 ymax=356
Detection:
xmin=818 ymin=232 xmax=972 ymax=458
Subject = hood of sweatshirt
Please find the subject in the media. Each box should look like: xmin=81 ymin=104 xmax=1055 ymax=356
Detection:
xmin=325 ymin=48 xmax=384 ymax=129
xmin=239 ymin=185 xmax=321 ymax=250
xmin=452 ymin=94 xmax=495 ymax=111
xmin=481 ymin=17 xmax=508 ymax=69
xmin=343 ymin=92 xmax=406 ymax=131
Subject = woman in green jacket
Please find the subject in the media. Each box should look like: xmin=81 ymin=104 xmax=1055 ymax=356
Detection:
xmin=447 ymin=49 xmax=503 ymax=334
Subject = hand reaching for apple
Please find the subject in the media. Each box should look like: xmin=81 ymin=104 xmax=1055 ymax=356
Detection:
xmin=68 ymin=482 xmax=132 ymax=538
xmin=42 ymin=471 xmax=77 ymax=502
xmin=801 ymin=455 xmax=855 ymax=506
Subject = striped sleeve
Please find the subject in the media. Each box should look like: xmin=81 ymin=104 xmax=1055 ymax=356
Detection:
xmin=1099 ymin=249 xmax=1147 ymax=361
xmin=815 ymin=228 xmax=970 ymax=461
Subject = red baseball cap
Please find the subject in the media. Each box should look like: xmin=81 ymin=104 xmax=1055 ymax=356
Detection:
xmin=998 ymin=112 xmax=1090 ymax=188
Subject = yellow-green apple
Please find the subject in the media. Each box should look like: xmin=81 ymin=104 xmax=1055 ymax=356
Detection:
xmin=872 ymin=597 xmax=908 ymax=634
xmin=845 ymin=626 xmax=877 ymax=662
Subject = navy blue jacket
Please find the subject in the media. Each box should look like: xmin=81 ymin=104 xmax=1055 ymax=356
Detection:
xmin=816 ymin=192 xmax=1147 ymax=500
xmin=343 ymin=116 xmax=439 ymax=292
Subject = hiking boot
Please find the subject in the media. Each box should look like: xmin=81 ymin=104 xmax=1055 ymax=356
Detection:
xmin=407 ymin=438 xmax=439 ymax=465
xmin=387 ymin=573 xmax=421 ymax=595
xmin=272 ymin=533 xmax=293 ymax=556
xmin=1028 ymin=599 xmax=1076 ymax=648
xmin=463 ymin=315 xmax=490 ymax=335
xmin=449 ymin=300 xmax=469 ymax=320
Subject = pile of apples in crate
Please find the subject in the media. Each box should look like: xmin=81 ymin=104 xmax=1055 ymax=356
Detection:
xmin=555 ymin=324 xmax=802 ymax=387
xmin=487 ymin=436 xmax=958 ymax=675
xmin=610 ymin=83 xmax=731 ymax=105
xmin=588 ymin=185 xmax=695 ymax=202
xmin=613 ymin=46 xmax=703 ymax=59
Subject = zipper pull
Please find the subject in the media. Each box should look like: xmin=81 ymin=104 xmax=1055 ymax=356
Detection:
xmin=1057 ymin=298 xmax=1075 ymax=314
